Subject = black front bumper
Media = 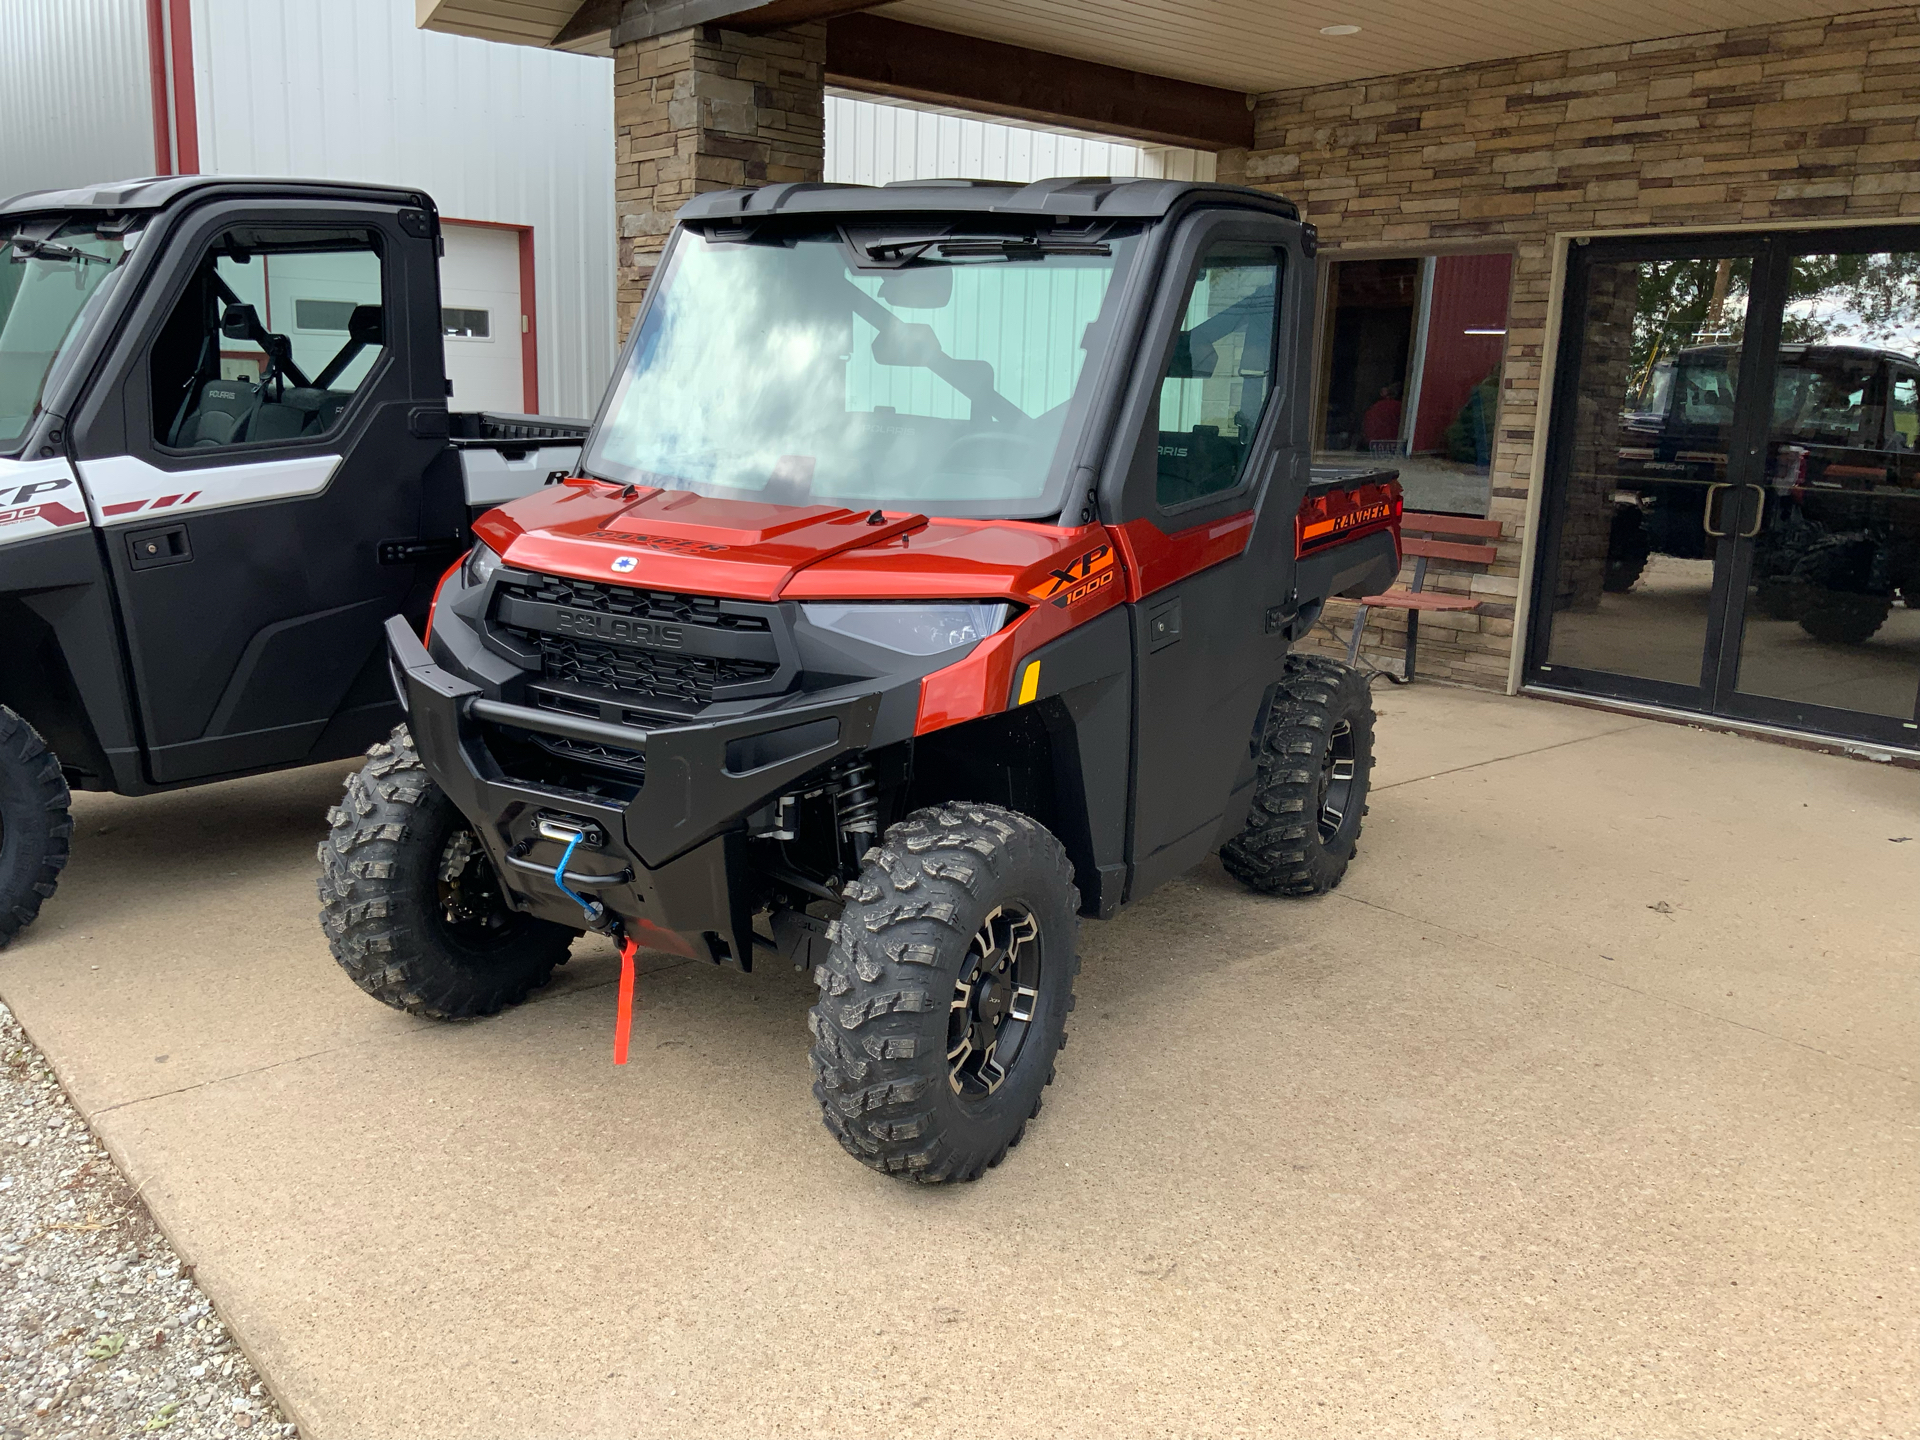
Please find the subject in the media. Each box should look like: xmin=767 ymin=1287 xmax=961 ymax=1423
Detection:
xmin=386 ymin=616 xmax=893 ymax=965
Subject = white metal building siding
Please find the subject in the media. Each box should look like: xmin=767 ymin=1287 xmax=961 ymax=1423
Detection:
xmin=824 ymin=94 xmax=1215 ymax=188
xmin=189 ymin=0 xmax=616 ymax=419
xmin=0 ymin=0 xmax=158 ymax=201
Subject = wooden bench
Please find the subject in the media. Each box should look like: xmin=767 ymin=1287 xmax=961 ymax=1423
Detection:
xmin=1344 ymin=510 xmax=1503 ymax=683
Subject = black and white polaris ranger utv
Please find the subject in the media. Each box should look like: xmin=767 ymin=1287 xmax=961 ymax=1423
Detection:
xmin=0 ymin=175 xmax=583 ymax=945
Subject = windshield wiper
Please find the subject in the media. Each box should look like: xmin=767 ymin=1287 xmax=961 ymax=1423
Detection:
xmin=863 ymin=234 xmax=1110 ymax=262
xmin=9 ymin=237 xmax=109 ymax=266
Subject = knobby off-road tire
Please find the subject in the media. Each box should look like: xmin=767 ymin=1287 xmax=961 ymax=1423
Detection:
xmin=317 ymin=726 xmax=574 ymax=1018
xmin=0 ymin=706 xmax=72 ymax=950
xmin=1793 ymin=534 xmax=1892 ymax=645
xmin=1221 ymin=654 xmax=1376 ymax=898
xmin=810 ymin=803 xmax=1080 ymax=1183
xmin=1603 ymin=504 xmax=1653 ymax=594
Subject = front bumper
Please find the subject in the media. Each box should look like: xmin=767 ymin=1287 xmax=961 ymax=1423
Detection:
xmin=386 ymin=616 xmax=893 ymax=965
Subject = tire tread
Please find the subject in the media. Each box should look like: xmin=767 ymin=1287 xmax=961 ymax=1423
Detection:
xmin=808 ymin=802 xmax=1078 ymax=1183
xmin=1220 ymin=654 xmax=1375 ymax=897
xmin=0 ymin=705 xmax=73 ymax=950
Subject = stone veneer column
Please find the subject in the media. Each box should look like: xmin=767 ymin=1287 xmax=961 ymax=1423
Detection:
xmin=612 ymin=20 xmax=826 ymax=336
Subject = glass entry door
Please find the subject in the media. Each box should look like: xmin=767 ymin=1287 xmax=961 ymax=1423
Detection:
xmin=1528 ymin=230 xmax=1920 ymax=750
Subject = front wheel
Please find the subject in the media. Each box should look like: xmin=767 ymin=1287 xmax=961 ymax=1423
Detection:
xmin=318 ymin=726 xmax=575 ymax=1018
xmin=0 ymin=706 xmax=72 ymax=949
xmin=810 ymin=803 xmax=1080 ymax=1183
xmin=1604 ymin=504 xmax=1652 ymax=594
xmin=1221 ymin=654 xmax=1376 ymax=897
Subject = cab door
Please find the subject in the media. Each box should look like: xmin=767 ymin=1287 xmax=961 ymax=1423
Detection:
xmin=1104 ymin=208 xmax=1312 ymax=898
xmin=69 ymin=199 xmax=450 ymax=785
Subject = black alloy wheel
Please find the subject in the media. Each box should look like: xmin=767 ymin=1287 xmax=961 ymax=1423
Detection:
xmin=1220 ymin=653 xmax=1377 ymax=897
xmin=810 ymin=802 xmax=1080 ymax=1182
xmin=946 ymin=904 xmax=1043 ymax=1099
xmin=1315 ymin=717 xmax=1359 ymax=846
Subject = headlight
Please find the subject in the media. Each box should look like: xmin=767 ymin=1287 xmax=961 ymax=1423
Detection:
xmin=463 ymin=541 xmax=501 ymax=589
xmin=801 ymin=601 xmax=1011 ymax=656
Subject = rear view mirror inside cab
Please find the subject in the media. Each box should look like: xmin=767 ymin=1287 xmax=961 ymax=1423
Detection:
xmin=878 ymin=265 xmax=952 ymax=310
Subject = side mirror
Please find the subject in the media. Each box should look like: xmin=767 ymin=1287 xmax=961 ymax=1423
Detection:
xmin=220 ymin=303 xmax=258 ymax=340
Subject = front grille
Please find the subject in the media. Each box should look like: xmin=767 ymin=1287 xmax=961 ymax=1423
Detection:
xmin=499 ymin=576 xmax=769 ymax=631
xmin=529 ymin=634 xmax=778 ymax=708
xmin=495 ymin=573 xmax=786 ymax=711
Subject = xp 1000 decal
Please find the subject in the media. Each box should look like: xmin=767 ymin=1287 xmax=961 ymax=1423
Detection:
xmin=0 ymin=460 xmax=89 ymax=544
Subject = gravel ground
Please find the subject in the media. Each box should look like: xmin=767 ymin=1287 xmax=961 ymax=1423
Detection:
xmin=0 ymin=1001 xmax=295 ymax=1440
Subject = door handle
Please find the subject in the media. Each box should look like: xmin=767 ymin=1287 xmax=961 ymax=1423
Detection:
xmin=1146 ymin=597 xmax=1182 ymax=651
xmin=1701 ymin=482 xmax=1732 ymax=537
xmin=1739 ymin=484 xmax=1767 ymax=539
xmin=125 ymin=522 xmax=192 ymax=571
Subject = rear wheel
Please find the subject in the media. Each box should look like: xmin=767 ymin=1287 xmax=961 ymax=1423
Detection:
xmin=0 ymin=706 xmax=72 ymax=950
xmin=1793 ymin=535 xmax=1892 ymax=645
xmin=1221 ymin=654 xmax=1376 ymax=897
xmin=809 ymin=803 xmax=1079 ymax=1183
xmin=318 ymin=726 xmax=575 ymax=1018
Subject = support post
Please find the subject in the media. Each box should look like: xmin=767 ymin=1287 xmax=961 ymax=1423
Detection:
xmin=613 ymin=19 xmax=826 ymax=335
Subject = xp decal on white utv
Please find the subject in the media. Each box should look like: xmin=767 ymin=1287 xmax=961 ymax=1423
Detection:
xmin=316 ymin=177 xmax=1402 ymax=1182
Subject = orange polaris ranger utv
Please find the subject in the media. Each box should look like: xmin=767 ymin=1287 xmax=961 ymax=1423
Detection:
xmin=318 ymin=179 xmax=1403 ymax=1182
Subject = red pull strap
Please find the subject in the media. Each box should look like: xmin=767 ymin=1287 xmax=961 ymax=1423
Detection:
xmin=613 ymin=935 xmax=638 ymax=1065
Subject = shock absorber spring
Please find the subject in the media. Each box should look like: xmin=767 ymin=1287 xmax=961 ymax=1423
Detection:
xmin=834 ymin=760 xmax=880 ymax=847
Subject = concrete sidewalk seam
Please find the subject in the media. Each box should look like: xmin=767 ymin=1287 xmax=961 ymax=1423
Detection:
xmin=1331 ymin=889 xmax=1917 ymax=1084
xmin=89 ymin=1044 xmax=354 ymax=1118
xmin=1371 ymin=718 xmax=1652 ymax=793
xmin=82 ymin=955 xmax=704 ymax=1119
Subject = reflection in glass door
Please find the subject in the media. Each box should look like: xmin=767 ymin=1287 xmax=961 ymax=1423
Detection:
xmin=1727 ymin=245 xmax=1920 ymax=734
xmin=1529 ymin=231 xmax=1920 ymax=749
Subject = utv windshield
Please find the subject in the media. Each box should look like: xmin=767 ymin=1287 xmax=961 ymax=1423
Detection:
xmin=1 ymin=218 xmax=139 ymax=453
xmin=584 ymin=222 xmax=1142 ymax=519
xmin=1637 ymin=347 xmax=1886 ymax=444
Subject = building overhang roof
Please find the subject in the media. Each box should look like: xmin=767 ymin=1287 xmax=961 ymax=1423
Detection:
xmin=418 ymin=0 xmax=1874 ymax=96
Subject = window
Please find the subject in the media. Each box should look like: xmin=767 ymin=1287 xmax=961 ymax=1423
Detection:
xmin=148 ymin=226 xmax=384 ymax=450
xmin=0 ymin=218 xmax=138 ymax=453
xmin=294 ymin=298 xmax=357 ymax=332
xmin=443 ymin=307 xmax=491 ymax=339
xmin=1892 ymin=373 xmax=1919 ymax=451
xmin=1314 ymin=252 xmax=1513 ymax=516
xmin=584 ymin=224 xmax=1141 ymax=519
xmin=1155 ymin=242 xmax=1281 ymax=507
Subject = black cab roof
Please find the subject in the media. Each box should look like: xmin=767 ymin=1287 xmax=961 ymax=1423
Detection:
xmin=0 ymin=174 xmax=433 ymax=221
xmin=677 ymin=177 xmax=1299 ymax=225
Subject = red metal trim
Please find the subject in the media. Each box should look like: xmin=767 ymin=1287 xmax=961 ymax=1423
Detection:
xmin=441 ymin=217 xmax=540 ymax=414
xmin=144 ymin=0 xmax=172 ymax=174
xmin=166 ymin=0 xmax=200 ymax=173
xmin=519 ymin=227 xmax=539 ymax=414
xmin=1110 ymin=511 xmax=1255 ymax=601
xmin=915 ymin=626 xmax=1022 ymax=736
xmin=421 ymin=551 xmax=469 ymax=647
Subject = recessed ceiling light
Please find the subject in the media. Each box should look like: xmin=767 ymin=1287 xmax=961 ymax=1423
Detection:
xmin=1320 ymin=23 xmax=1362 ymax=35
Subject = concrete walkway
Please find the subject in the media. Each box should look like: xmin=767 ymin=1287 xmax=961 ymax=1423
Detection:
xmin=3 ymin=686 xmax=1914 ymax=1439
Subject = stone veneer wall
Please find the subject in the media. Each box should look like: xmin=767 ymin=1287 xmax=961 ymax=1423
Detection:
xmin=613 ymin=22 xmax=826 ymax=335
xmin=1222 ymin=5 xmax=1920 ymax=686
